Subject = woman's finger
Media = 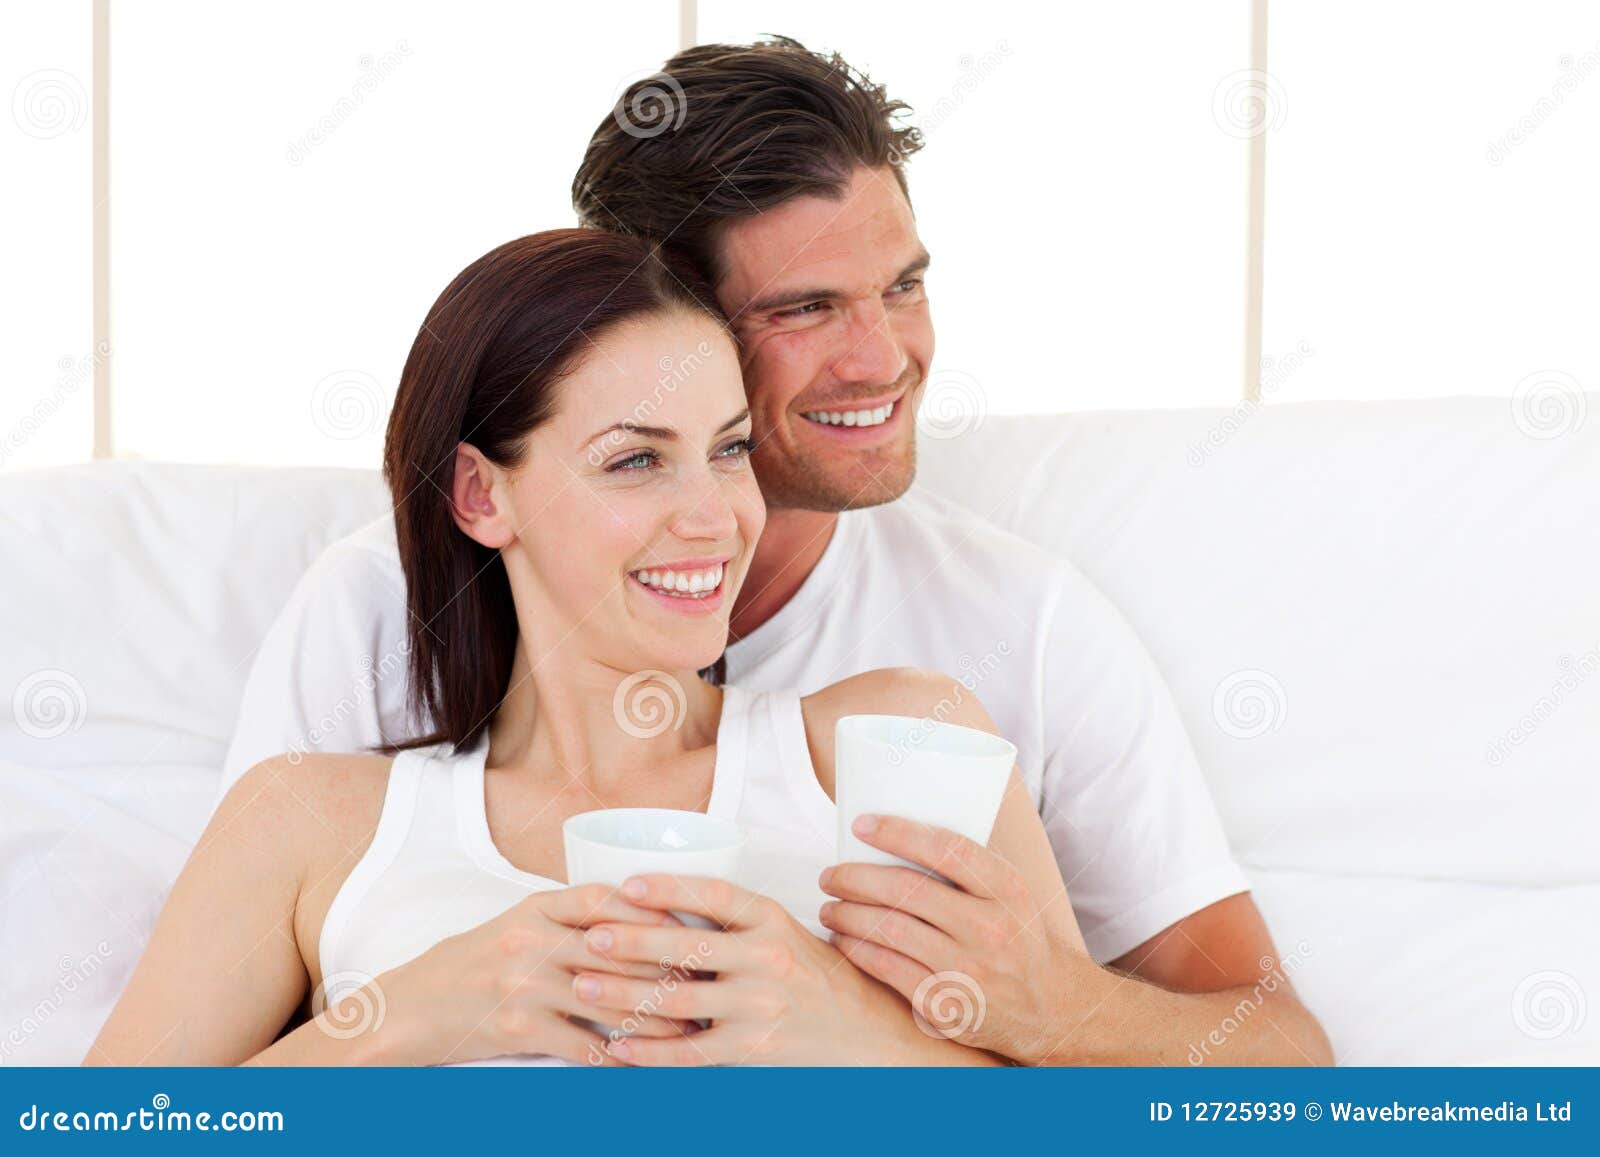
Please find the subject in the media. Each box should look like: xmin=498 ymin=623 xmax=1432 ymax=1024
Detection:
xmin=618 ymin=874 xmax=780 ymax=930
xmin=536 ymin=883 xmax=683 ymax=930
xmin=537 ymin=1015 xmax=624 ymax=1068
xmin=583 ymin=921 xmax=746 ymax=974
xmin=570 ymin=971 xmax=743 ymax=1023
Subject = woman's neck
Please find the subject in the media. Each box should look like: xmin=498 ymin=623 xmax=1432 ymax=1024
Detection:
xmin=485 ymin=636 xmax=723 ymax=801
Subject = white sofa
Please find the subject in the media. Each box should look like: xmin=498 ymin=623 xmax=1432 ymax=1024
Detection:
xmin=3 ymin=396 xmax=1596 ymax=1065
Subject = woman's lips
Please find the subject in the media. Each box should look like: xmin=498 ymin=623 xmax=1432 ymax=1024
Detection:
xmin=628 ymin=559 xmax=729 ymax=616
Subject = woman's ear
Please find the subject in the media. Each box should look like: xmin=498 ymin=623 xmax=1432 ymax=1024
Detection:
xmin=449 ymin=442 xmax=516 ymax=549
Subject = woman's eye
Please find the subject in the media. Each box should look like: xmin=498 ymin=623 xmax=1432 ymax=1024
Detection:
xmin=608 ymin=450 xmax=658 ymax=472
xmin=716 ymin=436 xmax=754 ymax=461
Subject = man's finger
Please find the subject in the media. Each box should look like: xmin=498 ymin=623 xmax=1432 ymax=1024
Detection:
xmin=847 ymin=815 xmax=1002 ymax=898
xmin=818 ymin=899 xmax=957 ymax=973
xmin=819 ymin=860 xmax=985 ymax=937
xmin=828 ymin=931 xmax=930 ymax=1007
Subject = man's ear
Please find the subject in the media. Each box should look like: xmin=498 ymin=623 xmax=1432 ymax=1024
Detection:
xmin=448 ymin=442 xmax=516 ymax=549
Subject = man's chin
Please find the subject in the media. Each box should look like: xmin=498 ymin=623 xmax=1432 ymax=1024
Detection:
xmin=754 ymin=450 xmax=918 ymax=514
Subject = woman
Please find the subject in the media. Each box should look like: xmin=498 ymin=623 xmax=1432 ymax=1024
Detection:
xmin=89 ymin=230 xmax=1087 ymax=1067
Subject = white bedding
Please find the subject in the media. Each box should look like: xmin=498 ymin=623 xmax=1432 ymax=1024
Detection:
xmin=4 ymin=398 xmax=1596 ymax=1066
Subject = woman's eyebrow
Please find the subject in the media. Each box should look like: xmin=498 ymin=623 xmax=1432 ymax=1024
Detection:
xmin=581 ymin=408 xmax=749 ymax=452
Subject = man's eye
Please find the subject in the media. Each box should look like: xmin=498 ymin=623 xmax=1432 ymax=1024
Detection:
xmin=778 ymin=301 xmax=827 ymax=318
xmin=890 ymin=278 xmax=923 ymax=295
xmin=608 ymin=450 xmax=658 ymax=471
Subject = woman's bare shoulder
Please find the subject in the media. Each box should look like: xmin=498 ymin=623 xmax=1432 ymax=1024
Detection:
xmin=217 ymin=751 xmax=397 ymax=876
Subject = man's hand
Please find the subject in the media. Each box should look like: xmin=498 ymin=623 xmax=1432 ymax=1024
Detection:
xmin=817 ymin=813 xmax=1089 ymax=1062
xmin=820 ymin=813 xmax=1333 ymax=1067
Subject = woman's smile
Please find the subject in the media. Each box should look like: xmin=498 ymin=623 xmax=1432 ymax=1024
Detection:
xmin=628 ymin=555 xmax=734 ymax=616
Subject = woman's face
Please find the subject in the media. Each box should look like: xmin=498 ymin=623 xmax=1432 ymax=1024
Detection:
xmin=494 ymin=310 xmax=764 ymax=674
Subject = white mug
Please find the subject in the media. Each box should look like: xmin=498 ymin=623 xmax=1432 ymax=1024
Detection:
xmin=563 ymin=807 xmax=747 ymax=930
xmin=834 ymin=714 xmax=1017 ymax=873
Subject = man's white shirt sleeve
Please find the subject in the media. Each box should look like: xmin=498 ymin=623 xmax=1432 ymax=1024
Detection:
xmin=1033 ymin=559 xmax=1251 ymax=963
xmin=218 ymin=529 xmax=416 ymax=801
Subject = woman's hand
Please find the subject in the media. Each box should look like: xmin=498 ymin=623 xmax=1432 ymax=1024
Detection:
xmin=349 ymin=884 xmax=697 ymax=1066
xmin=568 ymin=875 xmax=1000 ymax=1066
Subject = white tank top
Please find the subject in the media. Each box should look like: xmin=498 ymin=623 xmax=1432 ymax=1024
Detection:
xmin=317 ymin=683 xmax=838 ymax=1066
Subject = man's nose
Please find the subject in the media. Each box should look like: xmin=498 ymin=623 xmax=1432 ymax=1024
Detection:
xmin=831 ymin=299 xmax=907 ymax=387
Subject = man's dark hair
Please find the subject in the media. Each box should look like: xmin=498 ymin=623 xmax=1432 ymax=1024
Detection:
xmin=572 ymin=36 xmax=923 ymax=283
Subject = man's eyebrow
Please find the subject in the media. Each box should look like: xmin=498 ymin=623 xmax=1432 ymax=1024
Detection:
xmin=742 ymin=251 xmax=933 ymax=315
xmin=581 ymin=408 xmax=750 ymax=453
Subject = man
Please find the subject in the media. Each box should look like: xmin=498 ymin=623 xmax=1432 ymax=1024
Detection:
xmin=224 ymin=37 xmax=1330 ymax=1066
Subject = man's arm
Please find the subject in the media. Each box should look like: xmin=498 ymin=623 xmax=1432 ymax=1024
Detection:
xmin=821 ymin=818 xmax=1333 ymax=1065
xmin=1054 ymin=892 xmax=1331 ymax=1065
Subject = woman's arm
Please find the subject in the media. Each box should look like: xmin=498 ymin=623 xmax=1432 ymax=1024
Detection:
xmin=86 ymin=758 xmax=322 ymax=1065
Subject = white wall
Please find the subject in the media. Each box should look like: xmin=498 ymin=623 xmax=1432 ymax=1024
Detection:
xmin=3 ymin=1 xmax=1597 ymax=470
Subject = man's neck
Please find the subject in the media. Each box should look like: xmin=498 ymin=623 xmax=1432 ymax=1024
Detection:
xmin=728 ymin=506 xmax=839 ymax=643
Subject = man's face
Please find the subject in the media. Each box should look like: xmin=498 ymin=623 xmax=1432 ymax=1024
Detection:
xmin=714 ymin=166 xmax=933 ymax=513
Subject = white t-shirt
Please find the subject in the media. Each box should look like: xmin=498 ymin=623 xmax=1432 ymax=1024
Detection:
xmin=221 ymin=487 xmax=1248 ymax=962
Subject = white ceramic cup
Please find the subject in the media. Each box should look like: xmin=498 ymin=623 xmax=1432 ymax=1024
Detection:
xmin=834 ymin=714 xmax=1017 ymax=873
xmin=562 ymin=808 xmax=747 ymax=930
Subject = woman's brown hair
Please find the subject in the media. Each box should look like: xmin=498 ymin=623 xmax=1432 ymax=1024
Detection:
xmin=381 ymin=229 xmax=726 ymax=754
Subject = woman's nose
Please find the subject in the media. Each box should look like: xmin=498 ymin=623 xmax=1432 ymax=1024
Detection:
xmin=672 ymin=469 xmax=739 ymax=543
